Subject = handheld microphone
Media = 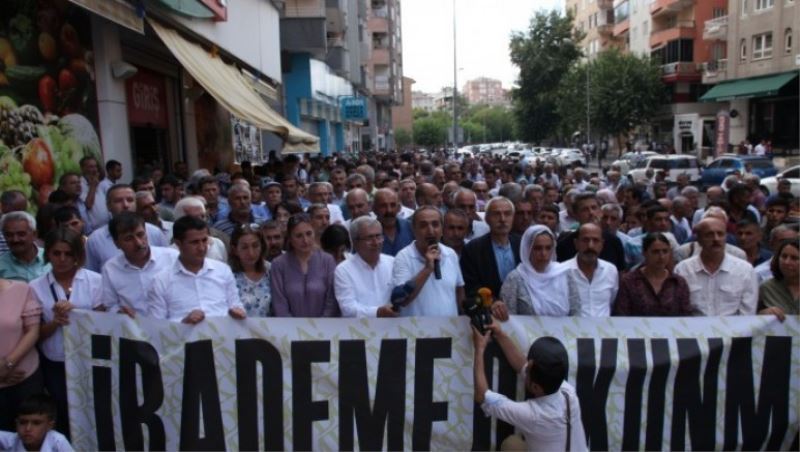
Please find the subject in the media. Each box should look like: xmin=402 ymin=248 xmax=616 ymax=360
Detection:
xmin=427 ymin=237 xmax=442 ymax=280
xmin=467 ymin=287 xmax=494 ymax=333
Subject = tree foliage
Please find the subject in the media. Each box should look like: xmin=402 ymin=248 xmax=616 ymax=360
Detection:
xmin=394 ymin=128 xmax=412 ymax=148
xmin=412 ymin=117 xmax=447 ymax=147
xmin=509 ymin=9 xmax=584 ymax=142
xmin=556 ymin=48 xmax=668 ymax=144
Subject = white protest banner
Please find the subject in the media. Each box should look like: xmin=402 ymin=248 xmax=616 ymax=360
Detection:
xmin=65 ymin=312 xmax=799 ymax=450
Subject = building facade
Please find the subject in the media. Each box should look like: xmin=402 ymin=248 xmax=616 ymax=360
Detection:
xmin=567 ymin=0 xmax=620 ymax=58
xmin=411 ymin=91 xmax=435 ymax=111
xmin=700 ymin=0 xmax=799 ymax=153
xmin=391 ymin=77 xmax=415 ymax=134
xmin=462 ymin=77 xmax=508 ymax=106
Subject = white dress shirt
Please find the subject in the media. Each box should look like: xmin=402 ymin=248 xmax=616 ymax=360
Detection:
xmin=80 ymin=176 xmax=110 ymax=232
xmin=399 ymin=205 xmax=415 ymax=220
xmin=466 ymin=220 xmax=490 ymax=242
xmin=0 ymin=430 xmax=73 ymax=452
xmin=391 ymin=241 xmax=463 ymax=317
xmin=565 ymin=257 xmax=619 ymax=317
xmin=674 ymin=254 xmax=758 ymax=316
xmin=754 ymin=259 xmax=773 ymax=284
xmin=29 ymin=269 xmax=103 ymax=361
xmin=98 ymin=178 xmax=116 ymax=196
xmin=86 ymin=223 xmax=169 ymax=272
xmin=102 ymin=246 xmax=179 ymax=315
xmin=155 ymin=220 xmax=174 ymax=243
xmin=335 ymin=253 xmax=394 ymax=317
xmin=328 ymin=203 xmax=345 ymax=224
xmin=147 ymin=257 xmax=243 ymax=321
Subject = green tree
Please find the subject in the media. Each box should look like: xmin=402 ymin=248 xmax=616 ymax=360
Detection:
xmin=395 ymin=128 xmax=412 ymax=148
xmin=412 ymin=117 xmax=447 ymax=147
xmin=509 ymin=9 xmax=584 ymax=142
xmin=557 ymin=48 xmax=667 ymax=152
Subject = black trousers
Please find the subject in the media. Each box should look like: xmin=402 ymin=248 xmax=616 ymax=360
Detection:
xmin=40 ymin=356 xmax=70 ymax=440
xmin=0 ymin=366 xmax=44 ymax=430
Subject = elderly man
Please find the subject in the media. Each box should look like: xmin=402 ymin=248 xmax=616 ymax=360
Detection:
xmin=674 ymin=218 xmax=758 ymax=315
xmin=453 ymin=189 xmax=490 ymax=241
xmin=512 ymin=199 xmax=535 ymax=236
xmin=442 ymin=209 xmax=470 ymax=256
xmin=373 ymin=189 xmax=413 ymax=256
xmin=85 ymin=185 xmax=169 ymax=272
xmin=212 ymin=185 xmax=266 ymax=236
xmin=398 ymin=178 xmax=417 ymax=218
xmin=556 ymin=193 xmax=626 ymax=271
xmin=334 ymin=217 xmax=396 ymax=318
xmin=0 ymin=212 xmax=50 ymax=281
xmin=415 ymin=183 xmax=443 ymax=209
xmin=136 ymin=191 xmax=173 ymax=243
xmin=79 ymin=156 xmax=110 ymax=232
xmin=307 ymin=182 xmax=345 ymax=224
xmin=460 ymin=197 xmax=519 ymax=305
xmin=0 ymin=190 xmax=28 ymax=254
xmin=670 ymin=196 xmax=692 ymax=242
xmin=674 ymin=207 xmax=747 ymax=263
xmin=666 ymin=174 xmax=691 ymax=200
xmin=755 ymin=225 xmax=799 ymax=282
xmin=391 ymin=206 xmax=465 ymax=316
xmin=102 ymin=212 xmax=179 ymax=317
xmin=600 ymin=203 xmax=630 ymax=247
xmin=344 ymin=188 xmax=374 ymax=227
xmin=173 ymin=197 xmax=228 ymax=262
xmin=148 ymin=216 xmax=246 ymax=323
xmin=565 ymin=223 xmax=619 ymax=317
xmin=693 ymin=186 xmax=725 ymax=226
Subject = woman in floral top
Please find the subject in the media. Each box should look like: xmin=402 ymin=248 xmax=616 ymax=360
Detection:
xmin=230 ymin=225 xmax=272 ymax=317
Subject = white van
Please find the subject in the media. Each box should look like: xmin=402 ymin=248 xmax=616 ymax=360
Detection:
xmin=628 ymin=155 xmax=701 ymax=183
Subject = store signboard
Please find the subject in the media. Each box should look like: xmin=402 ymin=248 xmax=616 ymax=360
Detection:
xmin=125 ymin=68 xmax=168 ymax=128
xmin=68 ymin=0 xmax=144 ymax=34
xmin=715 ymin=110 xmax=730 ymax=158
xmin=340 ymin=96 xmax=367 ymax=120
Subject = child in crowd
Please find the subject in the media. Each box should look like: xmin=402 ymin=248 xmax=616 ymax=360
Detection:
xmin=0 ymin=394 xmax=73 ymax=452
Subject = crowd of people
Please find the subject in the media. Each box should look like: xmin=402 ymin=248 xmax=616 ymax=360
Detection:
xmin=0 ymin=148 xmax=798 ymax=450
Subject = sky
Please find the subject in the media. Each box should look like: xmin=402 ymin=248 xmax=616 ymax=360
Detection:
xmin=401 ymin=0 xmax=564 ymax=94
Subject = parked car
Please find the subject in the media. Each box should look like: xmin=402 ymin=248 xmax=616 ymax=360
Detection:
xmin=699 ymin=155 xmax=778 ymax=190
xmin=611 ymin=151 xmax=658 ymax=175
xmin=761 ymin=165 xmax=800 ymax=197
xmin=629 ymin=155 xmax=702 ymax=183
xmin=558 ymin=148 xmax=587 ymax=167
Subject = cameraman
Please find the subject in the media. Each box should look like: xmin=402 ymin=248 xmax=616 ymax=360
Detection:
xmin=472 ymin=323 xmax=587 ymax=451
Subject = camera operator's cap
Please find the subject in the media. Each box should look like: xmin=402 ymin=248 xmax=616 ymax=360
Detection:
xmin=526 ymin=337 xmax=569 ymax=373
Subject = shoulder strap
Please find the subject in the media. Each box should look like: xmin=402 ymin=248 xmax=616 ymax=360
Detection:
xmin=563 ymin=391 xmax=571 ymax=451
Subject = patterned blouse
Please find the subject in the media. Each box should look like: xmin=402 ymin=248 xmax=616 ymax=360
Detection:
xmin=234 ymin=263 xmax=272 ymax=317
xmin=613 ymin=268 xmax=694 ymax=316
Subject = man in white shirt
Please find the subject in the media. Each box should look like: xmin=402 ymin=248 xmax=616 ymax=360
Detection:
xmin=674 ymin=218 xmax=758 ymax=315
xmin=79 ymin=156 xmax=109 ymax=233
xmin=148 ymin=216 xmax=246 ymax=323
xmin=335 ymin=216 xmax=396 ymax=317
xmin=102 ymin=212 xmax=179 ymax=317
xmin=98 ymin=160 xmax=122 ymax=196
xmin=566 ymin=223 xmax=619 ymax=317
xmin=85 ymin=185 xmax=168 ymax=272
xmin=344 ymin=188 xmax=376 ymax=227
xmin=753 ymin=139 xmax=767 ymax=156
xmin=135 ymin=191 xmax=173 ymax=243
xmin=173 ymin=197 xmax=228 ymax=263
xmin=307 ymin=181 xmax=345 ymax=224
xmin=473 ymin=323 xmax=587 ymax=452
xmin=391 ymin=206 xmax=465 ymax=316
xmin=453 ymin=189 xmax=490 ymax=241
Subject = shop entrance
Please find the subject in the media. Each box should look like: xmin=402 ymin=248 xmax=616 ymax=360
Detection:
xmin=131 ymin=126 xmax=169 ymax=174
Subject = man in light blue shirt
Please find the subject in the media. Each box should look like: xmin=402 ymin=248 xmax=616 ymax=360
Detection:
xmin=0 ymin=211 xmax=51 ymax=282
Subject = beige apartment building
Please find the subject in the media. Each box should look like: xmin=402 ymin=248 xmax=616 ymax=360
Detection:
xmin=567 ymin=0 xmax=620 ymax=58
xmin=462 ymin=77 xmax=509 ymax=106
xmin=391 ymin=76 xmax=415 ymax=135
xmin=365 ymin=0 xmax=404 ymax=150
xmin=701 ymin=0 xmax=799 ymax=152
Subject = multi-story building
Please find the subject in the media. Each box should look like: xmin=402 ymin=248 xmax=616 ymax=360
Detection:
xmin=567 ymin=0 xmax=619 ymax=59
xmin=462 ymin=77 xmax=508 ymax=106
xmin=365 ymin=0 xmax=404 ymax=151
xmin=412 ymin=91 xmax=435 ymax=112
xmin=391 ymin=76 xmax=415 ymax=133
xmin=700 ymin=0 xmax=799 ymax=153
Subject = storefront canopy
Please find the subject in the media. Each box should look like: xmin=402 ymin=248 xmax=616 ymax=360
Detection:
xmin=148 ymin=19 xmax=319 ymax=153
xmin=700 ymin=71 xmax=799 ymax=102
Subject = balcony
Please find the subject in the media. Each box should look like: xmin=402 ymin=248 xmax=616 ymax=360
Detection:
xmin=703 ymin=16 xmax=728 ymax=41
xmin=326 ymin=7 xmax=345 ymax=33
xmin=613 ymin=19 xmax=630 ymax=36
xmin=597 ymin=0 xmax=614 ymax=10
xmin=650 ymin=0 xmax=693 ymax=17
xmin=701 ymin=58 xmax=728 ymax=83
xmin=661 ymin=61 xmax=701 ymax=82
xmin=373 ymin=75 xmax=391 ymax=94
xmin=284 ymin=0 xmax=325 ymax=18
xmin=597 ymin=11 xmax=615 ymax=35
xmin=368 ymin=16 xmax=388 ymax=33
xmin=371 ymin=47 xmax=390 ymax=65
xmin=650 ymin=20 xmax=695 ymax=49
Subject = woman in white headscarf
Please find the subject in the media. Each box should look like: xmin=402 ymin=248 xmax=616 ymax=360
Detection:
xmin=500 ymin=224 xmax=570 ymax=316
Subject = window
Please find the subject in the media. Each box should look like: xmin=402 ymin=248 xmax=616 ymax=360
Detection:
xmin=786 ymin=28 xmax=793 ymax=53
xmin=753 ymin=32 xmax=773 ymax=59
xmin=755 ymin=0 xmax=774 ymax=9
xmin=742 ymin=0 xmax=749 ymax=15
xmin=740 ymin=39 xmax=747 ymax=60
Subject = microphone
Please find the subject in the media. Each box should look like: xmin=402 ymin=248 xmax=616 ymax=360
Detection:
xmin=428 ymin=237 xmax=442 ymax=280
xmin=467 ymin=287 xmax=494 ymax=333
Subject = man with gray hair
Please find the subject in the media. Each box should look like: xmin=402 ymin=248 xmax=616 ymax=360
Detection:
xmin=673 ymin=207 xmax=747 ymax=262
xmin=173 ymin=197 xmax=228 ymax=262
xmin=453 ymin=189 xmax=490 ymax=241
xmin=670 ymin=195 xmax=692 ymax=242
xmin=307 ymin=181 xmax=345 ymax=224
xmin=0 ymin=190 xmax=28 ymax=254
xmin=344 ymin=188 xmax=375 ymax=228
xmin=0 ymin=211 xmax=50 ymax=281
xmin=334 ymin=216 xmax=396 ymax=318
xmin=213 ymin=184 xmax=266 ymax=236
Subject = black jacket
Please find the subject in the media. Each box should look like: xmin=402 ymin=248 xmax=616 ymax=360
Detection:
xmin=555 ymin=229 xmax=626 ymax=271
xmin=460 ymin=233 xmax=522 ymax=298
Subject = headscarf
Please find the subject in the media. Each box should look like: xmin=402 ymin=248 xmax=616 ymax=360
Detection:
xmin=517 ymin=224 xmax=569 ymax=315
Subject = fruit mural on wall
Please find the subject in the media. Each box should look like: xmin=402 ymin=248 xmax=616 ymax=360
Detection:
xmin=0 ymin=0 xmax=101 ymax=211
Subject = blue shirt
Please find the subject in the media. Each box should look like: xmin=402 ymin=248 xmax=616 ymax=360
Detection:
xmin=0 ymin=247 xmax=51 ymax=282
xmin=212 ymin=209 xmax=268 ymax=236
xmin=382 ymin=217 xmax=414 ymax=257
xmin=491 ymin=240 xmax=515 ymax=282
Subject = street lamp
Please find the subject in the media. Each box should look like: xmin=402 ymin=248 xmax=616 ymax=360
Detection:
xmin=452 ymin=0 xmax=458 ymax=153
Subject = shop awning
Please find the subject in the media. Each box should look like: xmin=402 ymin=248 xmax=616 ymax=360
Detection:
xmin=700 ymin=71 xmax=799 ymax=102
xmin=148 ymin=19 xmax=319 ymax=153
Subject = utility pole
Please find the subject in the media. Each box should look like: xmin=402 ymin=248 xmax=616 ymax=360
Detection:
xmin=452 ymin=0 xmax=458 ymax=153
xmin=586 ymin=61 xmax=591 ymax=150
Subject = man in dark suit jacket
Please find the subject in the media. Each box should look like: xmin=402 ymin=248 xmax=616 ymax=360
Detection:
xmin=460 ymin=197 xmax=521 ymax=299
xmin=556 ymin=192 xmax=626 ymax=271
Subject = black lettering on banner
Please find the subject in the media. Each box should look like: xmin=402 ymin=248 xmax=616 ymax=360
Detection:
xmin=471 ymin=340 xmax=527 ymax=451
xmin=235 ymin=339 xmax=284 ymax=451
xmin=91 ymin=334 xmax=115 ymax=451
xmin=412 ymin=338 xmax=451 ymax=451
xmin=723 ymin=336 xmax=791 ymax=450
xmin=576 ymin=338 xmax=617 ymax=450
xmin=670 ymin=338 xmax=722 ymax=451
xmin=179 ymin=340 xmax=225 ymax=451
xmin=645 ymin=338 xmax=670 ymax=450
xmin=119 ymin=339 xmax=165 ymax=451
xmin=621 ymin=339 xmax=647 ymax=450
xmin=291 ymin=341 xmax=331 ymax=451
xmin=338 ymin=339 xmax=406 ymax=451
